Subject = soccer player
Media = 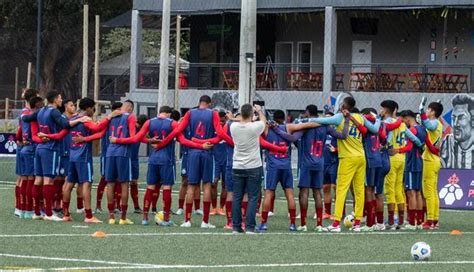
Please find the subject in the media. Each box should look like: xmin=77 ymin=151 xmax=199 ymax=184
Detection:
xmin=419 ymin=99 xmax=444 ymax=229
xmin=392 ymin=110 xmax=426 ymax=230
xmin=59 ymin=98 xmax=119 ymax=223
xmin=322 ymin=112 xmax=338 ymax=220
xmin=95 ymin=102 xmax=122 ymax=213
xmin=130 ymin=114 xmax=148 ymax=214
xmin=22 ymin=90 xmax=90 ymax=221
xmin=210 ymin=111 xmax=228 ymax=216
xmin=104 ymin=100 xmax=137 ymax=225
xmin=302 ymin=97 xmax=366 ymax=232
xmin=110 ymin=105 xmax=211 ymax=226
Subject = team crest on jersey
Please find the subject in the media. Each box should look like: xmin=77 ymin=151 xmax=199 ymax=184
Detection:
xmin=439 ymin=173 xmax=464 ymax=205
xmin=181 ymin=168 xmax=187 ymax=175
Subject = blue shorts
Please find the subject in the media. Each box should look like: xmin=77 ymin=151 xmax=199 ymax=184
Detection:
xmin=20 ymin=152 xmax=35 ymax=176
xmin=214 ymin=164 xmax=226 ymax=181
xmin=100 ymin=156 xmax=106 ymax=177
xmin=15 ymin=152 xmax=22 ymax=176
xmin=265 ymin=167 xmax=293 ymax=191
xmin=365 ymin=167 xmax=381 ymax=188
xmin=181 ymin=154 xmax=188 ymax=177
xmin=105 ymin=156 xmax=132 ymax=183
xmin=225 ymin=165 xmax=233 ymax=192
xmin=68 ymin=160 xmax=93 ymax=183
xmin=147 ymin=164 xmax=175 ymax=186
xmin=131 ymin=159 xmax=139 ymax=180
xmin=299 ymin=168 xmax=324 ymax=189
xmin=323 ymin=163 xmax=337 ymax=184
xmin=58 ymin=156 xmax=70 ymax=177
xmin=34 ymin=148 xmax=59 ymax=178
xmin=187 ymin=151 xmax=214 ymax=185
xmin=404 ymin=171 xmax=422 ymax=191
xmin=375 ymin=153 xmax=391 ymax=195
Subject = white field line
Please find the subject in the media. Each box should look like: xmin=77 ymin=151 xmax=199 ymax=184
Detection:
xmin=0 ymin=253 xmax=474 ymax=271
xmin=0 ymin=231 xmax=473 ymax=238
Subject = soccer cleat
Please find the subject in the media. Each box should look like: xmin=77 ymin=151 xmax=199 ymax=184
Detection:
xmin=313 ymin=213 xmax=317 ymax=220
xmin=175 ymin=208 xmax=184 ymax=215
xmin=315 ymin=226 xmax=324 ymax=233
xmin=385 ymin=224 xmax=397 ymax=231
xmin=62 ymin=215 xmax=73 ymax=222
xmin=76 ymin=208 xmax=85 ymax=214
xmin=151 ymin=208 xmax=157 ymax=214
xmin=119 ymin=218 xmax=134 ymax=225
xmin=217 ymin=208 xmax=225 ymax=216
xmin=224 ymin=223 xmax=233 ymax=230
xmin=180 ymin=221 xmax=192 ymax=228
xmin=19 ymin=211 xmax=26 ymax=219
xmin=84 ymin=216 xmax=102 ymax=224
xmin=431 ymin=222 xmax=439 ymax=230
xmin=32 ymin=214 xmax=43 ymax=220
xmin=159 ymin=221 xmax=175 ymax=227
xmin=297 ymin=225 xmax=307 ymax=232
xmin=351 ymin=224 xmax=361 ymax=232
xmin=142 ymin=219 xmax=149 ymax=225
xmin=53 ymin=209 xmax=64 ymax=217
xmin=134 ymin=208 xmax=143 ymax=214
xmin=14 ymin=208 xmax=22 ymax=217
xmin=210 ymin=208 xmax=218 ymax=216
xmin=360 ymin=225 xmax=374 ymax=232
xmin=23 ymin=211 xmax=34 ymax=219
xmin=268 ymin=211 xmax=275 ymax=217
xmin=289 ymin=224 xmax=297 ymax=232
xmin=94 ymin=208 xmax=103 ymax=214
xmin=421 ymin=222 xmax=432 ymax=230
xmin=194 ymin=209 xmax=203 ymax=215
xmin=401 ymin=224 xmax=417 ymax=231
xmin=374 ymin=223 xmax=386 ymax=231
xmin=322 ymin=213 xmax=332 ymax=220
xmin=44 ymin=214 xmax=63 ymax=222
xmin=258 ymin=223 xmax=268 ymax=231
xmin=108 ymin=218 xmax=116 ymax=225
xmin=323 ymin=224 xmax=341 ymax=233
xmin=416 ymin=225 xmax=423 ymax=230
xmin=201 ymin=222 xmax=216 ymax=229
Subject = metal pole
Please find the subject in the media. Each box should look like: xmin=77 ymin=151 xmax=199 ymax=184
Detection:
xmin=174 ymin=15 xmax=181 ymax=110
xmin=27 ymin=62 xmax=32 ymax=89
xmin=238 ymin=0 xmax=257 ymax=106
xmin=82 ymin=4 xmax=89 ymax=98
xmin=15 ymin=67 xmax=19 ymax=101
xmin=35 ymin=0 xmax=42 ymax=89
xmin=158 ymin=0 xmax=171 ymax=108
xmin=94 ymin=15 xmax=100 ymax=107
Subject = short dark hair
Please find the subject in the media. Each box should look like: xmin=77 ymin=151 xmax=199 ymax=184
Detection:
xmin=159 ymin=106 xmax=172 ymax=114
xmin=199 ymin=95 xmax=212 ymax=104
xmin=29 ymin=97 xmax=43 ymax=109
xmin=361 ymin=108 xmax=377 ymax=115
xmin=240 ymin=104 xmax=253 ymax=119
xmin=124 ymin=99 xmax=134 ymax=109
xmin=452 ymin=94 xmax=474 ymax=114
xmin=58 ymin=99 xmax=73 ymax=113
xmin=171 ymin=110 xmax=181 ymax=121
xmin=111 ymin=102 xmax=123 ymax=111
xmin=306 ymin=104 xmax=318 ymax=116
xmin=351 ymin=107 xmax=360 ymax=113
xmin=343 ymin=96 xmax=356 ymax=110
xmin=24 ymin=89 xmax=39 ymax=103
xmin=273 ymin=110 xmax=285 ymax=121
xmin=380 ymin=100 xmax=398 ymax=114
xmin=137 ymin=114 xmax=148 ymax=127
xmin=400 ymin=110 xmax=416 ymax=118
xmin=218 ymin=111 xmax=226 ymax=118
xmin=428 ymin=102 xmax=444 ymax=118
xmin=46 ymin=90 xmax=60 ymax=104
xmin=79 ymin=98 xmax=95 ymax=111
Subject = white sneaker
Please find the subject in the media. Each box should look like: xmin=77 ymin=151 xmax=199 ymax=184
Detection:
xmin=374 ymin=223 xmax=386 ymax=231
xmin=385 ymin=224 xmax=396 ymax=231
xmin=315 ymin=226 xmax=324 ymax=232
xmin=44 ymin=214 xmax=63 ymax=222
xmin=360 ymin=225 xmax=374 ymax=232
xmin=401 ymin=224 xmax=417 ymax=231
xmin=76 ymin=208 xmax=85 ymax=214
xmin=32 ymin=214 xmax=43 ymax=220
xmin=201 ymin=222 xmax=216 ymax=229
xmin=268 ymin=211 xmax=274 ymax=217
xmin=194 ymin=209 xmax=203 ymax=215
xmin=14 ymin=208 xmax=22 ymax=217
xmin=323 ymin=224 xmax=341 ymax=233
xmin=175 ymin=208 xmax=184 ymax=215
xmin=297 ymin=225 xmax=307 ymax=232
xmin=351 ymin=224 xmax=361 ymax=232
xmin=313 ymin=213 xmax=317 ymax=220
xmin=180 ymin=221 xmax=191 ymax=228
xmin=295 ymin=213 xmax=301 ymax=219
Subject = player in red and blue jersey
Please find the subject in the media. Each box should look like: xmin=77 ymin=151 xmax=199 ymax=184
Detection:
xmin=392 ymin=110 xmax=426 ymax=230
xmin=130 ymin=115 xmax=148 ymax=214
xmin=210 ymin=111 xmax=228 ymax=216
xmin=22 ymin=91 xmax=89 ymax=221
xmin=322 ymin=112 xmax=339 ymax=220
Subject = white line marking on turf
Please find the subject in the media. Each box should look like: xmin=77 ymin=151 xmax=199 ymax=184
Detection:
xmin=0 ymin=231 xmax=472 ymax=238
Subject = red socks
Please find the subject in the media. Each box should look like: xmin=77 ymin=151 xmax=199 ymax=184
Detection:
xmin=241 ymin=201 xmax=248 ymax=217
xmin=185 ymin=203 xmax=193 ymax=222
xmin=178 ymin=198 xmax=185 ymax=210
xmin=225 ymin=200 xmax=232 ymax=224
xmin=77 ymin=196 xmax=84 ymax=210
xmin=300 ymin=208 xmax=307 ymax=226
xmin=376 ymin=211 xmax=384 ymax=224
xmin=85 ymin=209 xmax=93 ymax=219
xmin=43 ymin=184 xmax=55 ymax=217
xmin=211 ymin=197 xmax=217 ymax=209
xmin=408 ymin=209 xmax=415 ymax=225
xmin=114 ymin=185 xmax=121 ymax=209
xmin=130 ymin=183 xmax=139 ymax=209
xmin=417 ymin=209 xmax=424 ymax=225
xmin=121 ymin=204 xmax=128 ymax=220
xmin=203 ymin=201 xmax=211 ymax=223
xmin=365 ymin=201 xmax=374 ymax=227
xmin=63 ymin=202 xmax=70 ymax=216
xmin=32 ymin=184 xmax=42 ymax=215
xmin=398 ymin=210 xmax=404 ymax=225
xmin=143 ymin=188 xmax=153 ymax=221
xmin=316 ymin=208 xmax=323 ymax=226
xmin=96 ymin=176 xmax=107 ymax=209
xmin=163 ymin=189 xmax=172 ymax=221
xmin=261 ymin=211 xmax=268 ymax=224
xmin=108 ymin=202 xmax=115 ymax=219
xmin=26 ymin=180 xmax=34 ymax=212
xmin=388 ymin=210 xmax=395 ymax=225
xmin=152 ymin=185 xmax=160 ymax=210
xmin=289 ymin=208 xmax=296 ymax=225
xmin=324 ymin=202 xmax=331 ymax=215
xmin=15 ymin=185 xmax=20 ymax=210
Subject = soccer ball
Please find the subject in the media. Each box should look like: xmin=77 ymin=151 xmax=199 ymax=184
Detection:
xmin=411 ymin=242 xmax=431 ymax=261
xmin=439 ymin=184 xmax=463 ymax=205
xmin=343 ymin=214 xmax=355 ymax=228
xmin=154 ymin=211 xmax=164 ymax=224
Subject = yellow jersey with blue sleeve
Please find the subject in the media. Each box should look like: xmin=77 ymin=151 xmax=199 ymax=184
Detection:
xmin=337 ymin=113 xmax=365 ymax=158
xmin=389 ymin=118 xmax=407 ymax=162
xmin=422 ymin=117 xmax=442 ymax=162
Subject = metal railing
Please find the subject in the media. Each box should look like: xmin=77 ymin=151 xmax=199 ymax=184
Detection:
xmin=0 ymin=98 xmax=24 ymax=120
xmin=99 ymin=69 xmax=130 ymax=102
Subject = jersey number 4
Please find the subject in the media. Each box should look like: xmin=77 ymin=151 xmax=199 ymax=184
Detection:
xmin=195 ymin=122 xmax=206 ymax=138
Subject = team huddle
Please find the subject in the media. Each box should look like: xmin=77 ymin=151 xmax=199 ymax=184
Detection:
xmin=13 ymin=88 xmax=444 ymax=232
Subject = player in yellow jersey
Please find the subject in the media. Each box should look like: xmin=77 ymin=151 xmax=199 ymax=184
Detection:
xmin=380 ymin=100 xmax=407 ymax=230
xmin=303 ymin=96 xmax=366 ymax=232
xmin=419 ymin=98 xmax=444 ymax=230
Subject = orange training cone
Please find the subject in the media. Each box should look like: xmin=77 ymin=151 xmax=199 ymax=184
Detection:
xmin=92 ymin=231 xmax=107 ymax=238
